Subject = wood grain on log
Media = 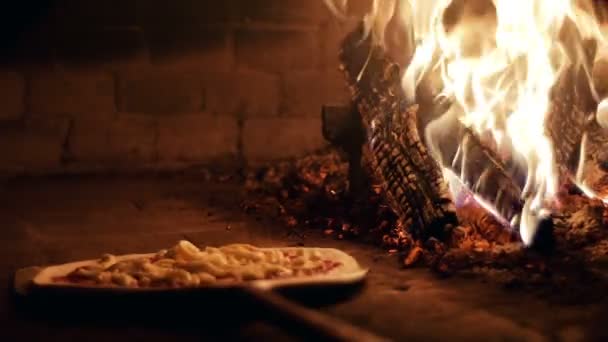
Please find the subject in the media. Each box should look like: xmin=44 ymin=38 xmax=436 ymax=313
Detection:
xmin=547 ymin=68 xmax=592 ymax=183
xmin=339 ymin=24 xmax=457 ymax=239
xmin=548 ymin=25 xmax=601 ymax=184
xmin=456 ymin=202 xmax=518 ymax=245
xmin=425 ymin=108 xmax=525 ymax=226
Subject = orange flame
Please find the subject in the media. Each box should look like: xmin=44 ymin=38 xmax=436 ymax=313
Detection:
xmin=326 ymin=0 xmax=607 ymax=244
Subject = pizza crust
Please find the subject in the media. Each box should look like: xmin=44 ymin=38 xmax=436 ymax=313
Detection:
xmin=31 ymin=243 xmax=367 ymax=292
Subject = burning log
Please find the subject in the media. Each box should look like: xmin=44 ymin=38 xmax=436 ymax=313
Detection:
xmin=330 ymin=23 xmax=528 ymax=242
xmin=426 ymin=108 xmax=526 ymax=227
xmin=338 ymin=24 xmax=457 ymax=240
xmin=434 ymin=116 xmax=556 ymax=250
xmin=547 ymin=36 xmax=598 ymax=184
xmin=456 ymin=198 xmax=518 ymax=245
xmin=334 ymin=22 xmax=555 ymax=248
xmin=326 ymin=0 xmax=608 ymax=249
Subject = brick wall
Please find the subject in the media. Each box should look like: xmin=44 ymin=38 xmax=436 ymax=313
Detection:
xmin=0 ymin=0 xmax=369 ymax=174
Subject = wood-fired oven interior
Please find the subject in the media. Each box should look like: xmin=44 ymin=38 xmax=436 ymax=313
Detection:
xmin=2 ymin=1 xmax=608 ymax=341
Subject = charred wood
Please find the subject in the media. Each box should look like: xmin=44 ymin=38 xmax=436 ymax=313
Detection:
xmin=547 ymin=67 xmax=594 ymax=183
xmin=456 ymin=201 xmax=518 ymax=245
xmin=321 ymin=105 xmax=367 ymax=196
xmin=425 ymin=108 xmax=526 ymax=227
xmin=339 ymin=24 xmax=457 ymax=240
xmin=549 ymin=23 xmax=603 ymax=184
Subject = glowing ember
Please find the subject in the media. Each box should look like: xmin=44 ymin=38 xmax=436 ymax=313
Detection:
xmin=326 ymin=0 xmax=607 ymax=245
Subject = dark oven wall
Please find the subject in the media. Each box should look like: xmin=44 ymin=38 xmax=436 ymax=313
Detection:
xmin=0 ymin=0 xmax=369 ymax=174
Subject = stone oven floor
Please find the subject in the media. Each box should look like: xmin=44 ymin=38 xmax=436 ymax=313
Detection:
xmin=1 ymin=175 xmax=606 ymax=341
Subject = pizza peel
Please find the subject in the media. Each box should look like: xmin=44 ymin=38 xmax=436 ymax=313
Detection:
xmin=14 ymin=246 xmax=388 ymax=342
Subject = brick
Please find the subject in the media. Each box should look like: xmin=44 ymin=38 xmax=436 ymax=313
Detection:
xmin=29 ymin=70 xmax=116 ymax=116
xmin=68 ymin=115 xmax=156 ymax=163
xmin=157 ymin=114 xmax=238 ymax=162
xmin=147 ymin=27 xmax=232 ymax=70
xmin=118 ymin=69 xmax=203 ymax=114
xmin=238 ymin=0 xmax=330 ymax=25
xmin=53 ymin=0 xmax=138 ymax=27
xmin=55 ymin=27 xmax=148 ymax=67
xmin=282 ymin=71 xmax=326 ymax=117
xmin=322 ymin=0 xmax=373 ymax=19
xmin=236 ymin=29 xmax=320 ymax=72
xmin=323 ymin=19 xmax=360 ymax=70
xmin=0 ymin=71 xmax=25 ymax=120
xmin=137 ymin=0 xmax=237 ymax=28
xmin=324 ymin=70 xmax=351 ymax=104
xmin=345 ymin=0 xmax=373 ymax=17
xmin=204 ymin=71 xmax=280 ymax=117
xmin=243 ymin=117 xmax=326 ymax=161
xmin=0 ymin=24 xmax=55 ymax=66
xmin=323 ymin=9 xmax=413 ymax=68
xmin=314 ymin=0 xmax=371 ymax=19
xmin=0 ymin=116 xmax=69 ymax=171
xmin=0 ymin=3 xmax=55 ymax=66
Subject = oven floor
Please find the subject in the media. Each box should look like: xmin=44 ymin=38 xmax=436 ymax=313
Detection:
xmin=1 ymin=175 xmax=606 ymax=341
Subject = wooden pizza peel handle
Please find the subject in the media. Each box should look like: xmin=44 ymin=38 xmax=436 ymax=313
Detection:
xmin=242 ymin=287 xmax=390 ymax=342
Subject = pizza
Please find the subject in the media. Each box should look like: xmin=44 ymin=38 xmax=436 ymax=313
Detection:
xmin=40 ymin=241 xmax=356 ymax=289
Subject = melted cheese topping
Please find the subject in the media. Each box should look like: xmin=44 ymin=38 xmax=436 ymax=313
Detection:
xmin=63 ymin=241 xmax=342 ymax=288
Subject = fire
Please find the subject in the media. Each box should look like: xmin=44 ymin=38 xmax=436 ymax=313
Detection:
xmin=327 ymin=0 xmax=607 ymax=245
